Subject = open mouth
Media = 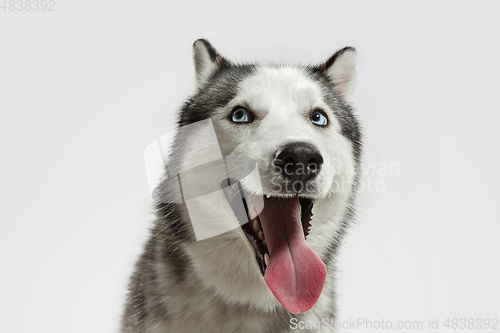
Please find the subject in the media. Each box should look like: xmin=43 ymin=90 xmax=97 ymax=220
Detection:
xmin=221 ymin=179 xmax=327 ymax=314
xmin=241 ymin=194 xmax=313 ymax=276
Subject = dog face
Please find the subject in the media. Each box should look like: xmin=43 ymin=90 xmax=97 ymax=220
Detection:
xmin=166 ymin=40 xmax=361 ymax=314
xmin=211 ymin=65 xmax=356 ymax=199
xmin=186 ymin=39 xmax=360 ymax=197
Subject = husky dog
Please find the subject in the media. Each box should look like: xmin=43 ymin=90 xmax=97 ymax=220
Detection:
xmin=121 ymin=39 xmax=362 ymax=333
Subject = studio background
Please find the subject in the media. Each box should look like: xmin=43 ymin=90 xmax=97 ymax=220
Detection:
xmin=1 ymin=1 xmax=499 ymax=332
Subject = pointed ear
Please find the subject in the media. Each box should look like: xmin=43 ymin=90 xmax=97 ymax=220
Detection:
xmin=319 ymin=47 xmax=357 ymax=101
xmin=192 ymin=39 xmax=229 ymax=89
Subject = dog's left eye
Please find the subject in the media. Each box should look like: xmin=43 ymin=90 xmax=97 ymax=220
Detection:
xmin=231 ymin=107 xmax=253 ymax=124
xmin=311 ymin=110 xmax=328 ymax=126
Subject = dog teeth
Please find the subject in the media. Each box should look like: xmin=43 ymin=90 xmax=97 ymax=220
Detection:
xmin=262 ymin=239 xmax=267 ymax=247
xmin=264 ymin=253 xmax=269 ymax=266
xmin=248 ymin=201 xmax=258 ymax=219
xmin=258 ymin=231 xmax=264 ymax=240
xmin=252 ymin=219 xmax=261 ymax=232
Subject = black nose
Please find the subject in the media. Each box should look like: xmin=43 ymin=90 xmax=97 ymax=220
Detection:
xmin=274 ymin=142 xmax=323 ymax=186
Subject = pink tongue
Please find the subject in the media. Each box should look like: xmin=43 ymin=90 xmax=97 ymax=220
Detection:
xmin=259 ymin=196 xmax=327 ymax=314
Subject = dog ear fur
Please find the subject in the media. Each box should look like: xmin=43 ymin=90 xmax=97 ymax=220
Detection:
xmin=192 ymin=39 xmax=229 ymax=89
xmin=319 ymin=47 xmax=357 ymax=101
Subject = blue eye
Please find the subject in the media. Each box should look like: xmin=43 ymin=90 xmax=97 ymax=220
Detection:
xmin=311 ymin=110 xmax=328 ymax=126
xmin=231 ymin=107 xmax=252 ymax=123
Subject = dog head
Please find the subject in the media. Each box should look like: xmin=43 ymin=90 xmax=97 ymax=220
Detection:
xmin=161 ymin=39 xmax=361 ymax=314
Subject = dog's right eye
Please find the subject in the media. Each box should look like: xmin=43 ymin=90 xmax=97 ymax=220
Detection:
xmin=230 ymin=107 xmax=253 ymax=124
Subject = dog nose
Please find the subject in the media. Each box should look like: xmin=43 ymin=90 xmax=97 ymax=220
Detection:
xmin=274 ymin=142 xmax=324 ymax=185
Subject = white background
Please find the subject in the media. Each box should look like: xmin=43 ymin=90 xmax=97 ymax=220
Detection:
xmin=1 ymin=1 xmax=499 ymax=332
